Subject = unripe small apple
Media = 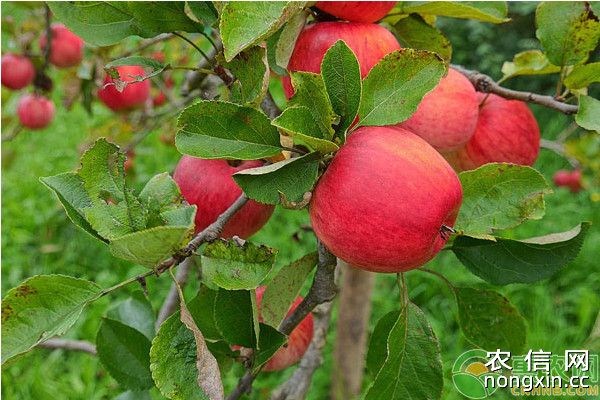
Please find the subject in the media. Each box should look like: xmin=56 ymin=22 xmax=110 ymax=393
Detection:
xmin=255 ymin=286 xmax=313 ymax=371
xmin=1 ymin=54 xmax=35 ymax=90
xmin=310 ymin=126 xmax=462 ymax=273
xmin=315 ymin=1 xmax=396 ymax=23
xmin=98 ymin=66 xmax=151 ymax=112
xmin=447 ymin=94 xmax=540 ymax=171
xmin=553 ymin=169 xmax=583 ymax=193
xmin=283 ymin=22 xmax=400 ymax=98
xmin=17 ymin=94 xmax=55 ymax=130
xmin=40 ymin=23 xmax=84 ymax=68
xmin=173 ymin=156 xmax=274 ymax=238
xmin=397 ymin=68 xmax=479 ymax=153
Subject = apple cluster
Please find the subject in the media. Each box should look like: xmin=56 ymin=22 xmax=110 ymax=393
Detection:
xmin=169 ymin=2 xmax=545 ymax=371
xmin=553 ymin=169 xmax=583 ymax=193
xmin=1 ymin=23 xmax=84 ymax=130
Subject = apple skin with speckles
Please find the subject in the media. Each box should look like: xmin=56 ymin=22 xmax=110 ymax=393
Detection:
xmin=315 ymin=1 xmax=397 ymax=23
xmin=310 ymin=126 xmax=463 ymax=273
xmin=445 ymin=93 xmax=540 ymax=171
xmin=173 ymin=156 xmax=274 ymax=238
xmin=397 ymin=68 xmax=480 ymax=153
xmin=282 ymin=21 xmax=400 ymax=98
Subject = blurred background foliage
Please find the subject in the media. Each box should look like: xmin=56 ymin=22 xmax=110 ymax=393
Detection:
xmin=1 ymin=2 xmax=599 ymax=399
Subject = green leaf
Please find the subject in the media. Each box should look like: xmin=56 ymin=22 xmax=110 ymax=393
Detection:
xmin=366 ymin=311 xmax=399 ymax=377
xmin=576 ymin=95 xmax=600 ymax=132
xmin=253 ymin=323 xmax=287 ymax=371
xmin=176 ymin=101 xmax=282 ymax=160
xmin=358 ymin=49 xmax=446 ymax=127
xmin=288 ymin=72 xmax=338 ymax=139
xmin=186 ymin=1 xmax=218 ymax=26
xmin=168 ymin=269 xmax=224 ymax=399
xmin=397 ymin=1 xmax=509 ymax=23
xmin=40 ymin=172 xmax=105 ymax=242
xmin=220 ymin=46 xmax=269 ymax=106
xmin=261 ymin=252 xmax=318 ymax=328
xmin=535 ymin=2 xmax=600 ymax=67
xmin=96 ymin=318 xmax=153 ymax=390
xmin=114 ymin=391 xmax=151 ymax=400
xmin=109 ymin=224 xmax=195 ymax=268
xmin=455 ymin=287 xmax=527 ymax=353
xmin=107 ymin=291 xmax=155 ymax=341
xmin=453 ymin=223 xmax=590 ymax=285
xmin=271 ymin=107 xmax=340 ymax=154
xmin=106 ymin=56 xmax=164 ymax=71
xmin=201 ymin=239 xmax=277 ymax=290
xmin=49 ymin=2 xmax=200 ymax=47
xmin=266 ymin=28 xmax=287 ymax=76
xmin=150 ymin=314 xmax=218 ymax=400
xmin=501 ymin=50 xmax=560 ymax=79
xmin=321 ymin=40 xmax=362 ymax=135
xmin=275 ymin=11 xmax=307 ymax=70
xmin=564 ymin=63 xmax=600 ymax=90
xmin=456 ymin=163 xmax=552 ymax=237
xmin=393 ymin=14 xmax=452 ymax=63
xmin=188 ymin=286 xmax=222 ymax=342
xmin=213 ymin=289 xmax=258 ymax=348
xmin=365 ymin=303 xmax=443 ymax=400
xmin=219 ymin=1 xmax=305 ymax=61
xmin=139 ymin=173 xmax=184 ymax=215
xmin=233 ymin=153 xmax=321 ymax=205
xmin=1 ymin=275 xmax=101 ymax=364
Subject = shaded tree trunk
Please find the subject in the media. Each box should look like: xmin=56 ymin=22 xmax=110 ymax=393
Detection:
xmin=331 ymin=261 xmax=375 ymax=400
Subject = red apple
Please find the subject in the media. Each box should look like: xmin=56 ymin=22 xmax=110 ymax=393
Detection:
xmin=150 ymin=51 xmax=166 ymax=63
xmin=255 ymin=286 xmax=313 ymax=371
xmin=98 ymin=65 xmax=151 ymax=112
xmin=124 ymin=150 xmax=135 ymax=173
xmin=447 ymin=94 xmax=540 ymax=171
xmin=1 ymin=54 xmax=35 ymax=90
xmin=315 ymin=1 xmax=397 ymax=23
xmin=310 ymin=126 xmax=462 ymax=273
xmin=17 ymin=94 xmax=55 ymax=130
xmin=40 ymin=23 xmax=84 ymax=68
xmin=553 ymin=169 xmax=583 ymax=193
xmin=153 ymin=76 xmax=174 ymax=107
xmin=282 ymin=21 xmax=401 ymax=98
xmin=397 ymin=68 xmax=479 ymax=153
xmin=173 ymin=156 xmax=274 ymax=238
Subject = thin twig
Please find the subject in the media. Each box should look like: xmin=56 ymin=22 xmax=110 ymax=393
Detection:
xmin=38 ymin=338 xmax=97 ymax=355
xmin=226 ymin=241 xmax=338 ymax=400
xmin=42 ymin=4 xmax=52 ymax=71
xmin=172 ymin=32 xmax=211 ymax=65
xmin=540 ymin=139 xmax=581 ymax=168
xmin=452 ymin=65 xmax=579 ymax=115
xmin=261 ymin=91 xmax=283 ymax=119
xmin=117 ymin=33 xmax=175 ymax=58
xmin=156 ymin=257 xmax=195 ymax=330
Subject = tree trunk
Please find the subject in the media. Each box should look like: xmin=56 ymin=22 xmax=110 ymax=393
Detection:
xmin=331 ymin=261 xmax=375 ymax=400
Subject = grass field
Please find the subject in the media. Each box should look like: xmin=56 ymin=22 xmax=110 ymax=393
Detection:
xmin=2 ymin=3 xmax=599 ymax=399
